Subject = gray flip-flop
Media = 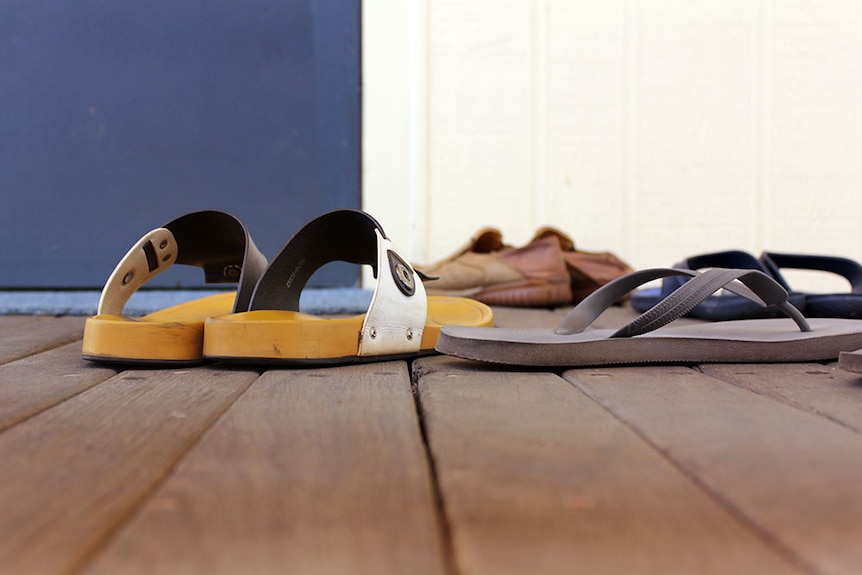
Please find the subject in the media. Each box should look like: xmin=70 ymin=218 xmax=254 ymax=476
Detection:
xmin=436 ymin=268 xmax=862 ymax=367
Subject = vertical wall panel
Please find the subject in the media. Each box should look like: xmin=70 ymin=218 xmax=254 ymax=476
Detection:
xmin=426 ymin=0 xmax=535 ymax=256
xmin=766 ymin=0 xmax=862 ymax=257
xmin=362 ymin=0 xmax=425 ymax=259
xmin=543 ymin=1 xmax=628 ymax=254
xmin=628 ymin=0 xmax=760 ymax=268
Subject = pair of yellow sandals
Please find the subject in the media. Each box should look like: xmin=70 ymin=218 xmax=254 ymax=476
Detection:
xmin=82 ymin=209 xmax=493 ymax=365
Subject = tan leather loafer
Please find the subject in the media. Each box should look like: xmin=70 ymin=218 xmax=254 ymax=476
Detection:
xmin=419 ymin=230 xmax=572 ymax=307
xmin=532 ymin=228 xmax=634 ymax=303
xmin=419 ymin=227 xmax=633 ymax=308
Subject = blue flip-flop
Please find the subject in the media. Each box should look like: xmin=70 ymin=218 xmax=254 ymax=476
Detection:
xmin=760 ymin=252 xmax=862 ymax=319
xmin=630 ymin=250 xmax=807 ymax=321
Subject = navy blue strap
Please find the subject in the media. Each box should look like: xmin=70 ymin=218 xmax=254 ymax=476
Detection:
xmin=658 ymin=250 xmax=769 ymax=297
xmin=761 ymin=252 xmax=862 ymax=294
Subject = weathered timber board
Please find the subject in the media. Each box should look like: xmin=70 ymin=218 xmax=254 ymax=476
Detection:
xmin=0 ymin=315 xmax=85 ymax=365
xmin=0 ymin=367 xmax=256 ymax=574
xmin=414 ymin=356 xmax=802 ymax=575
xmin=566 ymin=364 xmax=862 ymax=575
xmin=490 ymin=306 xmax=567 ymax=329
xmin=701 ymin=362 xmax=862 ymax=434
xmin=0 ymin=342 xmax=116 ymax=432
xmin=82 ymin=361 xmax=448 ymax=575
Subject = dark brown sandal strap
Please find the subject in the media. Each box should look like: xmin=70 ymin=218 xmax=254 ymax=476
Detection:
xmin=97 ymin=210 xmax=266 ymax=315
xmin=249 ymin=209 xmax=386 ymax=312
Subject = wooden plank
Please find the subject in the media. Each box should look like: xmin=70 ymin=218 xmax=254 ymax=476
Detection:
xmin=490 ymin=306 xmax=566 ymax=329
xmin=82 ymin=361 xmax=448 ymax=575
xmin=0 ymin=316 xmax=43 ymax=329
xmin=0 ymin=342 xmax=117 ymax=432
xmin=0 ymin=315 xmax=85 ymax=365
xmin=566 ymin=365 xmax=862 ymax=575
xmin=0 ymin=366 xmax=256 ymax=575
xmin=701 ymin=362 xmax=862 ymax=434
xmin=415 ymin=356 xmax=801 ymax=575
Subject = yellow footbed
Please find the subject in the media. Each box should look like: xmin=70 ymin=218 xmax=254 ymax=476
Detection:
xmin=203 ymin=296 xmax=493 ymax=362
xmin=82 ymin=292 xmax=236 ymax=363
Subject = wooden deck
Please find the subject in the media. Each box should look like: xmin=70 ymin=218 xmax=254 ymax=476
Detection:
xmin=2 ymin=307 xmax=862 ymax=575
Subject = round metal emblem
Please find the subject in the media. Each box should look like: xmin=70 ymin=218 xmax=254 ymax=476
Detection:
xmin=387 ymin=250 xmax=416 ymax=296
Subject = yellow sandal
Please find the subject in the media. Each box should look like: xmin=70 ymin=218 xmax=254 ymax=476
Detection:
xmin=82 ymin=210 xmax=267 ymax=364
xmin=204 ymin=209 xmax=493 ymax=364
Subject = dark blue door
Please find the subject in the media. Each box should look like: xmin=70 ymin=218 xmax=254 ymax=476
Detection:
xmin=0 ymin=0 xmax=360 ymax=288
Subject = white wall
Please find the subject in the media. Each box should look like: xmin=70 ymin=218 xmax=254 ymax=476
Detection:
xmin=363 ymin=0 xmax=862 ymax=291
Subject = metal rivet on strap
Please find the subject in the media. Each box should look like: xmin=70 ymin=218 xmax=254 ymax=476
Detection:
xmin=369 ymin=328 xmax=377 ymax=339
xmin=159 ymin=239 xmax=168 ymax=249
xmin=406 ymin=328 xmax=414 ymax=341
xmin=122 ymin=271 xmax=134 ymax=285
xmin=223 ymin=264 xmax=241 ymax=280
xmin=387 ymin=250 xmax=416 ymax=296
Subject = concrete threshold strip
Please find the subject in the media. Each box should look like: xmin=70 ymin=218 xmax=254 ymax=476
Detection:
xmin=0 ymin=288 xmax=373 ymax=317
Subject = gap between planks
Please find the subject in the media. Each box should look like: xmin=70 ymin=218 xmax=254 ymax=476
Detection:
xmin=412 ymin=356 xmax=804 ymax=575
xmin=0 ymin=366 xmax=258 ymax=575
xmin=79 ymin=361 xmax=449 ymax=575
xmin=0 ymin=315 xmax=86 ymax=365
xmin=566 ymin=363 xmax=862 ymax=575
xmin=0 ymin=342 xmax=117 ymax=433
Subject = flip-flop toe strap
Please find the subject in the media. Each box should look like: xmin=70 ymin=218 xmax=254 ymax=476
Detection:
xmin=555 ymin=267 xmax=810 ymax=337
xmin=616 ymin=269 xmax=809 ymax=337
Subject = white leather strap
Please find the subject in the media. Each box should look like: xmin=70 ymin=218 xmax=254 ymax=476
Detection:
xmin=97 ymin=228 xmax=178 ymax=315
xmin=358 ymin=229 xmax=427 ymax=356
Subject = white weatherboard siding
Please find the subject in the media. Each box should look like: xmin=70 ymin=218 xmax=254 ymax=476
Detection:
xmin=363 ymin=0 xmax=862 ymax=292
